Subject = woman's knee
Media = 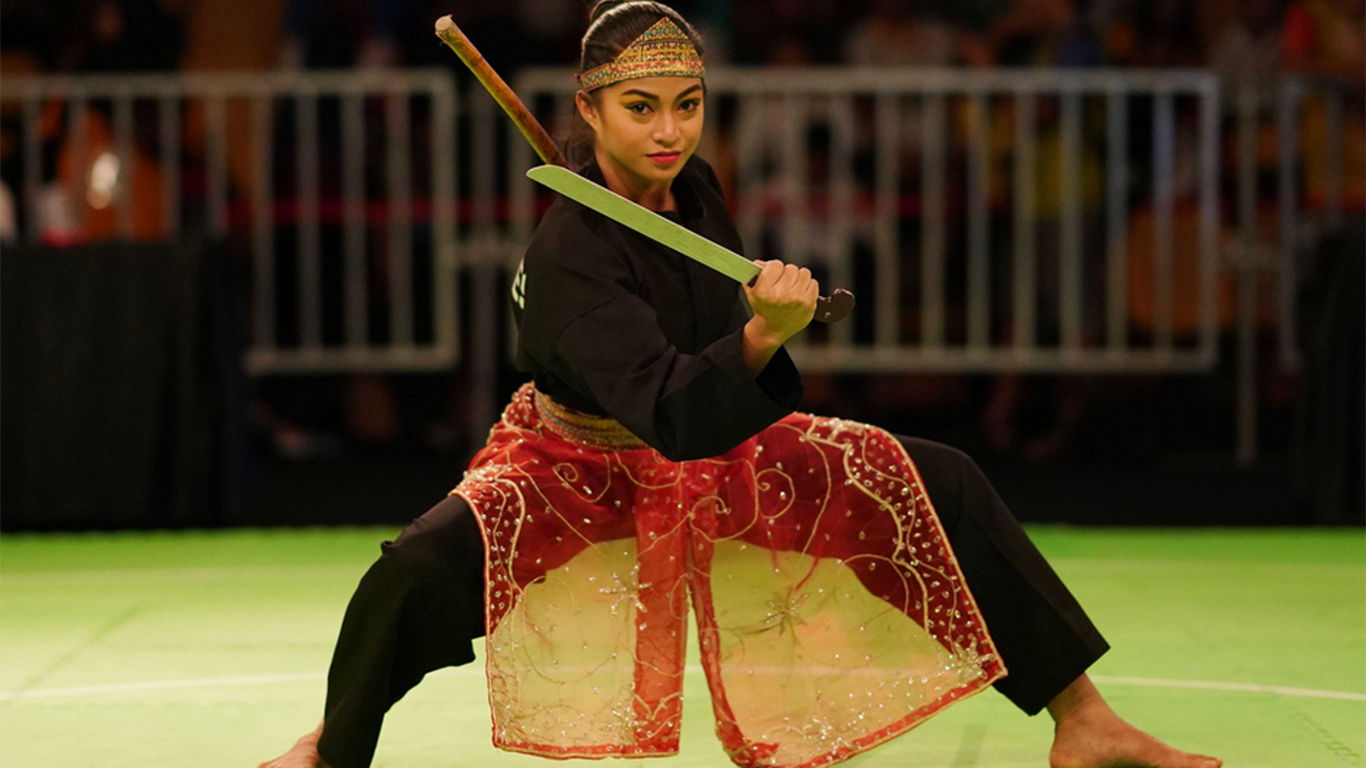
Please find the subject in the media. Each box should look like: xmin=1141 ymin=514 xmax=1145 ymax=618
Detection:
xmin=898 ymin=437 xmax=980 ymax=505
xmin=372 ymin=495 xmax=483 ymax=584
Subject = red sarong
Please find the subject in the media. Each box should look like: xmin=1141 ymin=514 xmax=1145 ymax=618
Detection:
xmin=453 ymin=383 xmax=1005 ymax=767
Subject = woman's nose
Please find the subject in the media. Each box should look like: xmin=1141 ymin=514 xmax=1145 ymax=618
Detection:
xmin=653 ymin=113 xmax=679 ymax=144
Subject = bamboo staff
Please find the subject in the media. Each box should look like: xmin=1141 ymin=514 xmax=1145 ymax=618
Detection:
xmin=435 ymin=15 xmax=567 ymax=168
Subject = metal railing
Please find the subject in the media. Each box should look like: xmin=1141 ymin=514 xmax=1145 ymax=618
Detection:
xmin=509 ymin=68 xmax=1225 ymax=375
xmin=3 ymin=68 xmax=1358 ymax=463
xmin=1 ymin=70 xmax=460 ymax=374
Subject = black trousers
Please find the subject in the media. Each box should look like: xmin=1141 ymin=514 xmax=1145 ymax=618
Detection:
xmin=315 ymin=436 xmax=1109 ymax=768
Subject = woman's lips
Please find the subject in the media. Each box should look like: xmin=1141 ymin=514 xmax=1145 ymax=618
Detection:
xmin=647 ymin=152 xmax=681 ymax=166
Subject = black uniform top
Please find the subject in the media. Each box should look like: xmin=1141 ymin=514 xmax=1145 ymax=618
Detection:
xmin=514 ymin=155 xmax=803 ymax=461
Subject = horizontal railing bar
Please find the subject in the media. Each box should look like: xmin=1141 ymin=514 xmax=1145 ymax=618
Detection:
xmin=0 ymin=69 xmax=451 ymax=99
xmin=245 ymin=349 xmax=458 ymax=375
xmin=516 ymin=67 xmax=1220 ymax=95
xmin=791 ymin=348 xmax=1215 ymax=373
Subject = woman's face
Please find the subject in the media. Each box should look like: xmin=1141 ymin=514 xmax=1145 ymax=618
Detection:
xmin=577 ymin=76 xmax=705 ymax=189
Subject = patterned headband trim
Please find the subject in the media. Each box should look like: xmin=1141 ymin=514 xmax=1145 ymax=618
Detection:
xmin=578 ymin=16 xmax=705 ymax=92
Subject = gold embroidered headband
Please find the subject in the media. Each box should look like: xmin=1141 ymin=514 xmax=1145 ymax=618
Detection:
xmin=578 ymin=16 xmax=704 ymax=92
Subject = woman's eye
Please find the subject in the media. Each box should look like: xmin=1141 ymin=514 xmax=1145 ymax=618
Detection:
xmin=627 ymin=103 xmax=650 ymax=115
xmin=679 ymin=99 xmax=700 ymax=112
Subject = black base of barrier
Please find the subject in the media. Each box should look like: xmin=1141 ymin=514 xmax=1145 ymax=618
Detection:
xmin=1 ymin=240 xmax=250 ymax=530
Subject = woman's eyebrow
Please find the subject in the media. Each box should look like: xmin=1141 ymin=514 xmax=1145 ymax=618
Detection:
xmin=619 ymin=85 xmax=703 ymax=101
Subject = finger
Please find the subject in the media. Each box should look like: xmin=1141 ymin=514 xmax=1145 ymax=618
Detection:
xmin=796 ymin=267 xmax=814 ymax=300
xmin=758 ymin=260 xmax=785 ymax=291
xmin=746 ymin=260 xmax=772 ymax=287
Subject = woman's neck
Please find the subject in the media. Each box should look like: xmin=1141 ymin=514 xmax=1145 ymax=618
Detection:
xmin=594 ymin=145 xmax=676 ymax=212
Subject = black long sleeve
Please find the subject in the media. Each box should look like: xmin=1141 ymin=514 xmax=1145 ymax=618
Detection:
xmin=514 ymin=155 xmax=802 ymax=460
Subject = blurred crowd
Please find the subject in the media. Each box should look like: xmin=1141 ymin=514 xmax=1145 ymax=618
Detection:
xmin=0 ymin=0 xmax=1361 ymax=468
xmin=0 ymin=0 xmax=1362 ymax=83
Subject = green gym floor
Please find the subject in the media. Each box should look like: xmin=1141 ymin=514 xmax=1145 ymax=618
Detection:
xmin=1 ymin=527 xmax=1362 ymax=768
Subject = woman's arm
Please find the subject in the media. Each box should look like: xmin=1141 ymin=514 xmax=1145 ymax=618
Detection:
xmin=741 ymin=260 xmax=820 ymax=376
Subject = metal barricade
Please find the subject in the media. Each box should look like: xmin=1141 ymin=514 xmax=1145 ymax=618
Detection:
xmin=1 ymin=70 xmax=460 ymax=375
xmin=5 ymin=68 xmax=1357 ymax=464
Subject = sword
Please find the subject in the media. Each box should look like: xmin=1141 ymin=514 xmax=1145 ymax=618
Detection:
xmin=527 ymin=165 xmax=855 ymax=324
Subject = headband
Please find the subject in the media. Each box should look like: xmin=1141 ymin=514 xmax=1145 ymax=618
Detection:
xmin=578 ymin=16 xmax=705 ymax=92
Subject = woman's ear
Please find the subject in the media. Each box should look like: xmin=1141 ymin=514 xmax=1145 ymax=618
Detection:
xmin=575 ymin=90 xmax=600 ymax=132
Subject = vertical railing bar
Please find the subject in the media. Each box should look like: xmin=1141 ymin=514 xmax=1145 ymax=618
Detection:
xmin=206 ymin=95 xmax=229 ymax=239
xmin=781 ymin=92 xmax=808 ymax=350
xmin=386 ymin=89 xmax=413 ymax=347
xmin=342 ymin=92 xmax=368 ymax=349
xmin=250 ymin=95 xmax=276 ymax=353
xmin=507 ymin=100 xmax=536 ymax=243
xmin=1060 ymin=90 xmax=1083 ymax=352
xmin=72 ymin=95 xmax=90 ymax=234
xmin=469 ymin=91 xmax=496 ymax=244
xmin=1153 ymin=90 xmax=1175 ymax=353
xmin=873 ymin=93 xmax=901 ymax=347
xmin=1323 ymin=88 xmax=1344 ymax=231
xmin=159 ymin=95 xmax=180 ymax=239
xmin=828 ymin=94 xmax=856 ymax=346
xmin=1105 ymin=84 xmax=1129 ymax=352
xmin=1197 ymin=79 xmax=1219 ymax=365
xmin=1235 ymin=82 xmax=1259 ymax=465
xmin=21 ymin=97 xmax=41 ymax=244
xmin=113 ymin=91 xmax=135 ymax=239
xmin=468 ymin=88 xmax=499 ymax=448
xmin=432 ymin=79 xmax=459 ymax=365
xmin=920 ymin=93 xmax=946 ymax=349
xmin=1012 ymin=90 xmax=1037 ymax=350
xmin=967 ymin=92 xmax=991 ymax=352
xmin=555 ymin=91 xmax=577 ymax=179
xmin=1277 ymin=80 xmax=1300 ymax=371
xmin=735 ymin=94 xmax=765 ymax=267
xmin=296 ymin=88 xmax=322 ymax=349
xmin=697 ymin=89 xmax=719 ymax=163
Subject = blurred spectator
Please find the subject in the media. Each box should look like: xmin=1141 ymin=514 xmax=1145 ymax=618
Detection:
xmin=843 ymin=0 xmax=960 ymax=66
xmin=985 ymin=0 xmax=1076 ymax=66
xmin=73 ymin=0 xmax=187 ymax=72
xmin=0 ymin=0 xmax=63 ymax=72
xmin=732 ymin=0 xmax=848 ymax=64
xmin=1204 ymin=0 xmax=1285 ymax=91
xmin=1128 ymin=0 xmax=1203 ymax=67
xmin=0 ymin=178 xmax=15 ymax=241
xmin=1282 ymin=0 xmax=1366 ymax=84
xmin=283 ymin=0 xmax=382 ymax=69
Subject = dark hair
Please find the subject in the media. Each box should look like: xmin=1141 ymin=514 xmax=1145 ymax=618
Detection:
xmin=562 ymin=0 xmax=705 ymax=167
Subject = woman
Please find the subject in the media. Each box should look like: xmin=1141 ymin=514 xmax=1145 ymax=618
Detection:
xmin=260 ymin=3 xmax=1222 ymax=767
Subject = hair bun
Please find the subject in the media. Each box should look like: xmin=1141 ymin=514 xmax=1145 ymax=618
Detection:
xmin=588 ymin=0 xmax=639 ymax=23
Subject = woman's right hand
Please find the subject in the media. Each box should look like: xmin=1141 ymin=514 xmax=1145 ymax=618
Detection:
xmin=742 ymin=260 xmax=819 ymax=349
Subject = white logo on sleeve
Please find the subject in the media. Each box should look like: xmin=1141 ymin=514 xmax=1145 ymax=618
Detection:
xmin=511 ymin=259 xmax=526 ymax=309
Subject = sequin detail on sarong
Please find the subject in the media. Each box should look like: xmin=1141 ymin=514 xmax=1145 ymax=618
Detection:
xmin=453 ymin=383 xmax=1006 ymax=767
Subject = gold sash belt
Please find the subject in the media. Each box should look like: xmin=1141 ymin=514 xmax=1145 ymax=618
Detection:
xmin=532 ymin=388 xmax=649 ymax=451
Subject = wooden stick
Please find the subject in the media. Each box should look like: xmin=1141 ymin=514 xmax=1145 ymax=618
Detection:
xmin=435 ymin=15 xmax=567 ymax=168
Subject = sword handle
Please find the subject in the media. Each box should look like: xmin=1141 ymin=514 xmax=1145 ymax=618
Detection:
xmin=744 ymin=273 xmax=855 ymax=325
xmin=815 ymin=289 xmax=855 ymax=324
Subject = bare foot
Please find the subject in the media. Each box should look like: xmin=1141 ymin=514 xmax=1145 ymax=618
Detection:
xmin=1050 ymin=703 xmax=1222 ymax=768
xmin=1048 ymin=677 xmax=1221 ymax=768
xmin=258 ymin=719 xmax=333 ymax=768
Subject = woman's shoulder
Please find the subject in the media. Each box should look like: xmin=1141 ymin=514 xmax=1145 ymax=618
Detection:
xmin=526 ymin=193 xmax=621 ymax=261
